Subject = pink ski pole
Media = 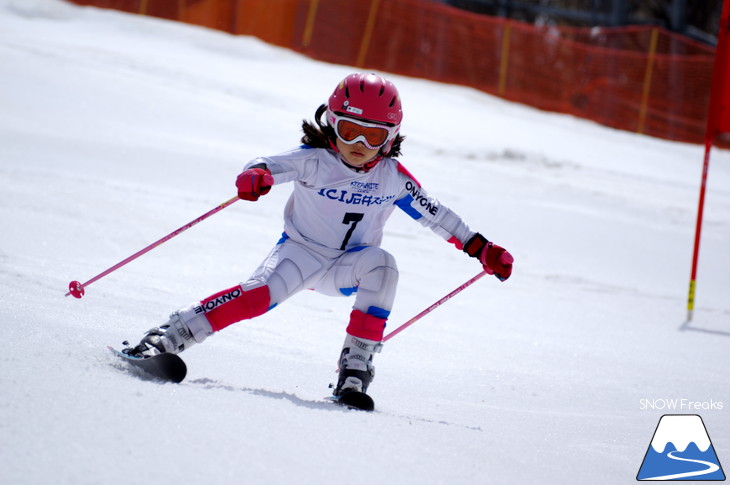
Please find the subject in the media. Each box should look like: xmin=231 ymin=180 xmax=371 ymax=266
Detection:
xmin=383 ymin=271 xmax=487 ymax=342
xmin=66 ymin=196 xmax=239 ymax=299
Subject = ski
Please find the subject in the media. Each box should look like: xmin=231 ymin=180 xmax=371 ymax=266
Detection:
xmin=108 ymin=346 xmax=187 ymax=383
xmin=328 ymin=390 xmax=375 ymax=411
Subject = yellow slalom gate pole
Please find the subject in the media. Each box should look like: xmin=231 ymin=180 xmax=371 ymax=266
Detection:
xmin=356 ymin=0 xmax=381 ymax=68
xmin=498 ymin=21 xmax=512 ymax=97
xmin=638 ymin=27 xmax=659 ymax=135
xmin=302 ymin=0 xmax=320 ymax=48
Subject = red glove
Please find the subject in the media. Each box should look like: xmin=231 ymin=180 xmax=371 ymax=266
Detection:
xmin=464 ymin=233 xmax=513 ymax=281
xmin=236 ymin=165 xmax=274 ymax=201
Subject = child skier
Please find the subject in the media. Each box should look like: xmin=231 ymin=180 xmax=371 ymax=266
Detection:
xmin=126 ymin=72 xmax=513 ymax=398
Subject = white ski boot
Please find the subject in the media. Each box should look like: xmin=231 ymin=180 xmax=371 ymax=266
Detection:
xmin=333 ymin=333 xmax=382 ymax=396
xmin=126 ymin=304 xmax=213 ymax=357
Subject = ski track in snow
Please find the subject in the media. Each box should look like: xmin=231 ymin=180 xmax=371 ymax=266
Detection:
xmin=186 ymin=378 xmax=484 ymax=431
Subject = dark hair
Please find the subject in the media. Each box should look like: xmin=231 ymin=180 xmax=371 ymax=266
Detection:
xmin=301 ymin=104 xmax=404 ymax=158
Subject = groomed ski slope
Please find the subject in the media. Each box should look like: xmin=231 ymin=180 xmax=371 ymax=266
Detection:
xmin=1 ymin=1 xmax=728 ymax=484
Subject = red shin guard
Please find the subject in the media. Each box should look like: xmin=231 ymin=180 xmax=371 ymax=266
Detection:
xmin=199 ymin=284 xmax=270 ymax=332
xmin=346 ymin=309 xmax=386 ymax=341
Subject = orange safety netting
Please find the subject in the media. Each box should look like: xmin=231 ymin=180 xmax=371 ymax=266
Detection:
xmin=67 ymin=0 xmax=720 ymax=147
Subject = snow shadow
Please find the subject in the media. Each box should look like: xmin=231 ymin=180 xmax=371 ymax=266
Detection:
xmin=680 ymin=320 xmax=730 ymax=338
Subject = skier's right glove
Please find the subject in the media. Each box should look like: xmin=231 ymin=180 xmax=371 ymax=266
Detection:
xmin=464 ymin=233 xmax=513 ymax=282
xmin=236 ymin=164 xmax=274 ymax=201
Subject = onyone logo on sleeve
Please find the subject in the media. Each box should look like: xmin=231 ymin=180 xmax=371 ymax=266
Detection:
xmin=404 ymin=180 xmax=438 ymax=215
xmin=194 ymin=288 xmax=242 ymax=314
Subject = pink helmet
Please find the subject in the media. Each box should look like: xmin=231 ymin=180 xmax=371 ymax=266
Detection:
xmin=326 ymin=73 xmax=402 ymax=153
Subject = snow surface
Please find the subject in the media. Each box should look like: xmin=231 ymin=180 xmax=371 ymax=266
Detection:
xmin=1 ymin=1 xmax=729 ymax=484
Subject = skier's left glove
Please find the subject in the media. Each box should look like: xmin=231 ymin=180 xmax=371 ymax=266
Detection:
xmin=463 ymin=233 xmax=513 ymax=281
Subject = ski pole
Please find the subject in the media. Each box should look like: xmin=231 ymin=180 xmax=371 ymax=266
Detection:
xmin=66 ymin=195 xmax=240 ymax=299
xmin=383 ymin=270 xmax=487 ymax=342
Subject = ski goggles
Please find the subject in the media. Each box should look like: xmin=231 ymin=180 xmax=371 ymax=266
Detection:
xmin=330 ymin=113 xmax=397 ymax=150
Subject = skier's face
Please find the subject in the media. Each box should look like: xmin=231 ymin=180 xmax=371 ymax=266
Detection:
xmin=336 ymin=138 xmax=379 ymax=167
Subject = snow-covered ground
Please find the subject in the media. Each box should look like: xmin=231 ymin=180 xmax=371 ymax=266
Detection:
xmin=1 ymin=1 xmax=728 ymax=484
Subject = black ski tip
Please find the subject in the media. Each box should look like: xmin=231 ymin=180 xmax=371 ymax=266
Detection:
xmin=109 ymin=346 xmax=187 ymax=383
xmin=336 ymin=390 xmax=375 ymax=411
xmin=154 ymin=353 xmax=187 ymax=383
